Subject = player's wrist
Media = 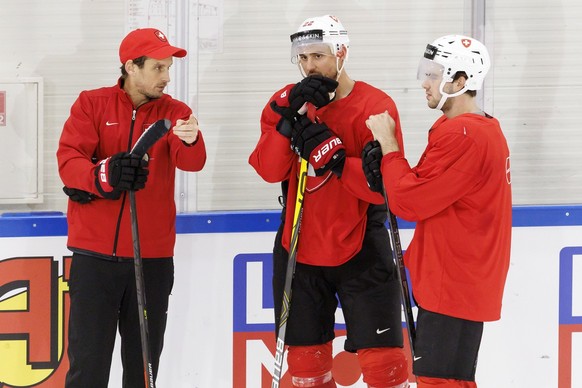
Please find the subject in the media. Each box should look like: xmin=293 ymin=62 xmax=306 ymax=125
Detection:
xmin=379 ymin=138 xmax=400 ymax=155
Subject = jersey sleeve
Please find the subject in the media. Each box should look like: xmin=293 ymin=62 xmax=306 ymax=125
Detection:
xmin=57 ymin=91 xmax=103 ymax=194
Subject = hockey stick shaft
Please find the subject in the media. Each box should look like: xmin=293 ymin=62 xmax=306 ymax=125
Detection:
xmin=271 ymin=157 xmax=308 ymax=388
xmin=128 ymin=118 xmax=171 ymax=388
xmin=381 ymin=185 xmax=416 ymax=356
xmin=129 ymin=191 xmax=155 ymax=388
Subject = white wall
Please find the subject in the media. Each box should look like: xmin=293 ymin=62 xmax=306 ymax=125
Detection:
xmin=0 ymin=0 xmax=580 ymax=213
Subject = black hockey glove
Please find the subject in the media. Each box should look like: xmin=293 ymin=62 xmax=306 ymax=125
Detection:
xmin=362 ymin=140 xmax=384 ymax=193
xmin=95 ymin=152 xmax=149 ymax=199
xmin=291 ymin=118 xmax=346 ymax=177
xmin=270 ymin=100 xmax=296 ymax=138
xmin=62 ymin=186 xmax=96 ymax=204
xmin=292 ymin=74 xmax=338 ymax=108
xmin=270 ymin=75 xmax=339 ymax=138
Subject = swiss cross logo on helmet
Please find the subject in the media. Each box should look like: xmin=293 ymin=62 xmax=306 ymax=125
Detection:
xmin=462 ymin=38 xmax=472 ymax=48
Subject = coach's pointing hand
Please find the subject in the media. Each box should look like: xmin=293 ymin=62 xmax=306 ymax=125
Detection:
xmin=173 ymin=114 xmax=199 ymax=145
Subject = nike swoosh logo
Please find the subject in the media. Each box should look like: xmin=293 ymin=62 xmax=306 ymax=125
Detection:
xmin=376 ymin=328 xmax=391 ymax=334
xmin=106 ymin=121 xmax=118 ymax=126
xmin=414 ymin=356 xmax=422 ymax=361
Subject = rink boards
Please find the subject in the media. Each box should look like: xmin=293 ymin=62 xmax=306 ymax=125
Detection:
xmin=0 ymin=206 xmax=581 ymax=388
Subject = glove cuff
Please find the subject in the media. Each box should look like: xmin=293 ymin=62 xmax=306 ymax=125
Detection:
xmin=329 ymin=152 xmax=346 ymax=177
xmin=276 ymin=117 xmax=293 ymax=138
xmin=309 ymin=136 xmax=345 ymax=172
xmin=315 ymin=149 xmax=346 ymax=177
xmin=94 ymin=160 xmax=122 ymax=199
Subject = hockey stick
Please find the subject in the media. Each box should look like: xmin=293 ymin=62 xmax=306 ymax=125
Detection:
xmin=272 ymin=157 xmax=308 ymax=388
xmin=380 ymin=181 xmax=416 ymax=357
xmin=128 ymin=118 xmax=171 ymax=388
xmin=131 ymin=119 xmax=172 ymax=157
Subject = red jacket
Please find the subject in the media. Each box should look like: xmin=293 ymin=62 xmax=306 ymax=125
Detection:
xmin=382 ymin=113 xmax=512 ymax=321
xmin=57 ymin=80 xmax=206 ymax=259
xmin=249 ymin=81 xmax=403 ymax=266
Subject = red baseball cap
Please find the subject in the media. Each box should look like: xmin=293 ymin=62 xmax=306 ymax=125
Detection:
xmin=119 ymin=28 xmax=187 ymax=63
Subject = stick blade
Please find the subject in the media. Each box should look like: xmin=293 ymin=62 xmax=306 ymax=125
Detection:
xmin=131 ymin=119 xmax=171 ymax=157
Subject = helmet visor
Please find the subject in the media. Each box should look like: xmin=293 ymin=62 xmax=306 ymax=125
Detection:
xmin=417 ymin=57 xmax=445 ymax=83
xmin=291 ymin=44 xmax=334 ymax=64
xmin=290 ymin=29 xmax=331 ymax=61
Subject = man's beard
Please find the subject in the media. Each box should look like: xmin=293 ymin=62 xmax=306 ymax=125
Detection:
xmin=142 ymin=89 xmax=163 ymax=100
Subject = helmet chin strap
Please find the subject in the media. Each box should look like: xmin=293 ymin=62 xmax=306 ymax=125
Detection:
xmin=435 ymin=79 xmax=469 ymax=110
xmin=335 ymin=57 xmax=345 ymax=81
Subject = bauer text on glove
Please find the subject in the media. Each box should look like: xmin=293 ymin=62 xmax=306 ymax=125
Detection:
xmin=291 ymin=120 xmax=346 ymax=177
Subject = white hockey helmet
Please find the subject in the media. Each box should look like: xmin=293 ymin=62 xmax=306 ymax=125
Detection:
xmin=419 ymin=34 xmax=491 ymax=91
xmin=290 ymin=15 xmax=350 ymax=63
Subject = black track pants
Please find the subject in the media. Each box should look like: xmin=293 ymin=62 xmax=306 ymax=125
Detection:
xmin=65 ymin=253 xmax=174 ymax=388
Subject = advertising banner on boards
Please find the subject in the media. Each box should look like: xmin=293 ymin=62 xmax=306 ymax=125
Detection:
xmin=0 ymin=208 xmax=580 ymax=387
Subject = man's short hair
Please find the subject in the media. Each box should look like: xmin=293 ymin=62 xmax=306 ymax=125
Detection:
xmin=120 ymin=56 xmax=147 ymax=78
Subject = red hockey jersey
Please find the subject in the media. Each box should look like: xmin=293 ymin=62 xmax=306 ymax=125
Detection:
xmin=382 ymin=113 xmax=512 ymax=321
xmin=249 ymin=81 xmax=403 ymax=266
